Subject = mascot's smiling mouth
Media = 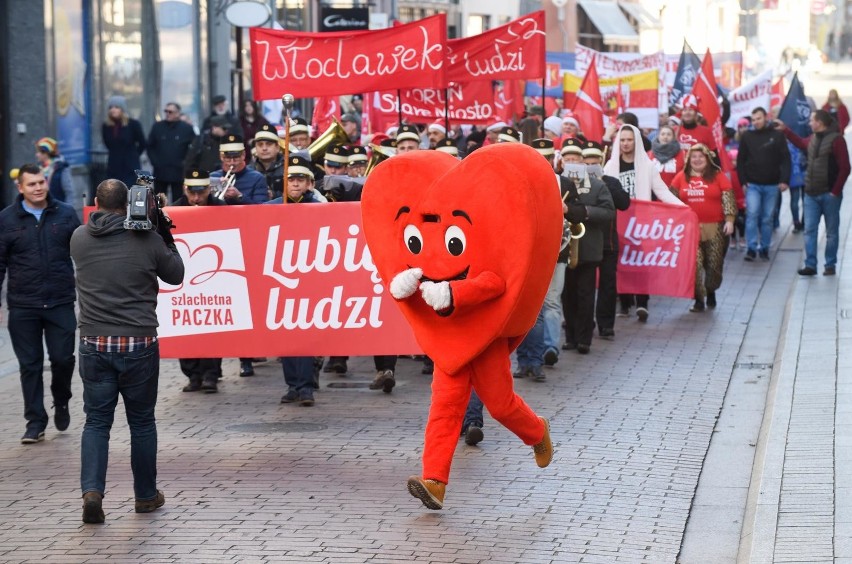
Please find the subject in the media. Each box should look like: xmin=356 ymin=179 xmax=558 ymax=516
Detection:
xmin=414 ymin=266 xmax=470 ymax=284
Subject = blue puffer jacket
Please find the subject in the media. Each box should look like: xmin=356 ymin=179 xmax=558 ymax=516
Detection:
xmin=0 ymin=194 xmax=80 ymax=309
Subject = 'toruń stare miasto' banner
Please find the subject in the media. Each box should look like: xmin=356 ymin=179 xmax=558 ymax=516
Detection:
xmin=154 ymin=204 xmax=420 ymax=358
xmin=249 ymin=15 xmax=447 ymax=100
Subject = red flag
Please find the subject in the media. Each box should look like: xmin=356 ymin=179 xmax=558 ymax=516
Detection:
xmin=770 ymin=76 xmax=785 ymax=111
xmin=570 ymin=55 xmax=605 ymax=143
xmin=311 ymin=96 xmax=339 ymax=137
xmin=616 ymin=79 xmax=625 ymax=114
xmin=494 ymin=80 xmax=524 ymax=123
xmin=693 ymin=50 xmax=732 ymax=171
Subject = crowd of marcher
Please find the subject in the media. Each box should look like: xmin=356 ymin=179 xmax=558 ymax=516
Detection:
xmin=3 ymin=87 xmax=850 ymax=522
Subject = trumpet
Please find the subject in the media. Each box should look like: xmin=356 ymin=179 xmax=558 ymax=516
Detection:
xmin=213 ymin=165 xmax=236 ymax=200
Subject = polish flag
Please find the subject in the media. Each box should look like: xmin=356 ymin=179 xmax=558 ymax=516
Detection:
xmin=570 ymin=55 xmax=605 ymax=143
xmin=693 ymin=50 xmax=733 ymax=172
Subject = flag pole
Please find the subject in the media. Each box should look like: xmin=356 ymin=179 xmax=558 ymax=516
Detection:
xmin=541 ymin=75 xmax=546 ymax=136
xmin=444 ymin=87 xmax=450 ymax=133
xmin=397 ymin=89 xmax=403 ymax=127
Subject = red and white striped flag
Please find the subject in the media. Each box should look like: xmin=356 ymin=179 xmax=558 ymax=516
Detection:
xmin=571 ymin=55 xmax=605 ymax=143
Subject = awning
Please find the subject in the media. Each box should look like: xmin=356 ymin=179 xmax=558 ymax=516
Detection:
xmin=618 ymin=1 xmax=662 ymax=29
xmin=577 ymin=0 xmax=639 ymax=46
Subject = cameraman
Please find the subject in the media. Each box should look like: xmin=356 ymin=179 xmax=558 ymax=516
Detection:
xmin=71 ymin=178 xmax=184 ymax=524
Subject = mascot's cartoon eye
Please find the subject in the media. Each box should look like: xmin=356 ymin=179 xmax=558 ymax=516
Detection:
xmin=404 ymin=224 xmax=424 ymax=254
xmin=444 ymin=225 xmax=466 ymax=256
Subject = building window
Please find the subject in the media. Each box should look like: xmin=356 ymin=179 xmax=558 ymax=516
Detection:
xmin=467 ymin=14 xmax=490 ymax=36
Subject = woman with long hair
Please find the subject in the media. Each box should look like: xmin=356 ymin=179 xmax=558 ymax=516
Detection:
xmin=647 ymin=124 xmax=684 ymax=186
xmin=239 ymin=99 xmax=270 ymax=156
xmin=101 ymin=95 xmax=146 ymax=188
xmin=822 ymin=89 xmax=850 ymax=132
xmin=670 ymin=144 xmax=737 ymax=312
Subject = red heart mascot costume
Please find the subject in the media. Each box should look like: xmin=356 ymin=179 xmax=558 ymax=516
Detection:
xmin=361 ymin=143 xmax=562 ymax=510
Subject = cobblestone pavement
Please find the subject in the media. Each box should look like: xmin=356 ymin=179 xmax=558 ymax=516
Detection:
xmin=0 ymin=221 xmax=785 ymax=564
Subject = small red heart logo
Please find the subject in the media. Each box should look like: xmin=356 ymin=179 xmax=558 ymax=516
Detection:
xmin=362 ymin=143 xmax=563 ymax=374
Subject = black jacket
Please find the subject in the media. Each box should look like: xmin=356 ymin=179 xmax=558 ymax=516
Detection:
xmin=602 ymin=175 xmax=631 ymax=251
xmin=736 ymin=126 xmax=791 ymax=186
xmin=184 ymin=133 xmax=225 ymax=176
xmin=70 ymin=211 xmax=184 ymax=337
xmin=102 ymin=118 xmax=147 ymax=186
xmin=251 ymin=155 xmax=285 ymax=200
xmin=0 ymin=194 xmax=80 ymax=309
xmin=147 ymin=120 xmax=196 ymax=182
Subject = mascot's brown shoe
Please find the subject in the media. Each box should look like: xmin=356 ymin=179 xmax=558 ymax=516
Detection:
xmin=532 ymin=417 xmax=553 ymax=468
xmin=407 ymin=476 xmax=445 ymax=510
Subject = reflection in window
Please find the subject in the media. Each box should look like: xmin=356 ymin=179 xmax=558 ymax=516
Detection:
xmin=101 ymin=0 xmax=143 ymax=117
xmin=156 ymin=0 xmax=198 ymax=125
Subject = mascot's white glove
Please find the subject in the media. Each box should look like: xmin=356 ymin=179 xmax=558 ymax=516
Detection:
xmin=419 ymin=281 xmax=452 ymax=311
xmin=390 ymin=268 xmax=423 ymax=299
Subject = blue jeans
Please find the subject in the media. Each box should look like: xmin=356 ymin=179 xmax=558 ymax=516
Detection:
xmin=745 ymin=183 xmax=780 ymax=252
xmin=80 ymin=340 xmax=160 ymax=500
xmin=281 ymin=356 xmax=315 ymax=393
xmin=516 ymin=308 xmax=546 ymax=369
xmin=542 ymin=263 xmax=565 ymax=352
xmin=803 ymin=192 xmax=843 ymax=269
xmin=463 ymin=389 xmax=484 ymax=430
xmin=8 ymin=304 xmax=76 ymax=432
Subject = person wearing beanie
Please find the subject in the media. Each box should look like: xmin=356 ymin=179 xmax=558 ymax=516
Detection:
xmin=102 ymin=95 xmax=146 ymax=189
xmin=34 ymin=137 xmax=73 ymax=203
xmin=427 ymin=122 xmax=447 ymax=149
xmin=543 ymin=116 xmax=563 ymax=146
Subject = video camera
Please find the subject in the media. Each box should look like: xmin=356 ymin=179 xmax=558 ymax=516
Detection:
xmin=124 ymin=170 xmax=168 ymax=231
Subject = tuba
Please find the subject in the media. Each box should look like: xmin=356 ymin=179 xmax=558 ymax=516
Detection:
xmin=364 ymin=143 xmax=397 ymax=176
xmin=307 ymin=118 xmax=350 ymax=163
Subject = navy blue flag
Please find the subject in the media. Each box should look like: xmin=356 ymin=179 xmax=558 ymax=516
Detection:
xmin=778 ymin=73 xmax=812 ymax=138
xmin=669 ymin=40 xmax=701 ymax=109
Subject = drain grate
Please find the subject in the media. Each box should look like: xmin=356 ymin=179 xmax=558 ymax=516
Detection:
xmin=226 ymin=422 xmax=327 ymax=433
xmin=326 ymin=382 xmax=372 ymax=389
xmin=734 ymin=362 xmax=773 ymax=370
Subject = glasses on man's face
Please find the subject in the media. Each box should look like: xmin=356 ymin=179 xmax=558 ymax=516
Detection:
xmin=164 ymin=108 xmax=176 ymax=114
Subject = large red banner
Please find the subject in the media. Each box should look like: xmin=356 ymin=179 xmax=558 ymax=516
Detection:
xmin=152 ymin=204 xmax=420 ymax=358
xmin=249 ymin=15 xmax=447 ymax=100
xmin=616 ymin=200 xmax=699 ymax=299
xmin=446 ymin=11 xmax=545 ymax=83
xmin=365 ymin=81 xmax=496 ymax=129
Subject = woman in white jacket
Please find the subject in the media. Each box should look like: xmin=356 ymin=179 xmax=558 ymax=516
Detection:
xmin=603 ymin=124 xmax=686 ymax=322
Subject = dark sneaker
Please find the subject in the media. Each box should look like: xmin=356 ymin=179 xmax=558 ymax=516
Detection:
xmin=323 ymin=357 xmax=348 ymax=374
xmin=239 ymin=361 xmax=254 ymax=377
xmin=464 ymin=426 xmax=484 ymax=446
xmin=531 ymin=366 xmax=546 ymax=382
xmin=542 ymin=347 xmax=559 ymax=366
xmin=824 ymin=266 xmax=837 ymax=276
xmin=562 ymin=341 xmax=577 ymax=351
xmin=54 ymin=403 xmax=70 ymax=432
xmin=182 ymin=379 xmax=202 ymax=392
xmin=760 ymin=251 xmax=770 ymax=261
xmin=798 ymin=267 xmax=817 ymax=276
xmin=706 ymin=292 xmax=717 ymax=309
xmin=299 ymin=389 xmax=315 ymax=407
xmin=513 ymin=366 xmax=530 ymax=379
xmin=689 ymin=299 xmax=705 ymax=312
xmin=599 ymin=328 xmax=615 ymax=340
xmin=616 ymin=307 xmax=630 ymax=318
xmin=200 ymin=377 xmax=218 ymax=393
xmin=793 ymin=223 xmax=804 ymax=233
xmin=134 ymin=490 xmax=165 ymax=513
xmin=636 ymin=307 xmax=649 ymax=322
xmin=82 ymin=492 xmax=104 ymax=524
xmin=21 ymin=428 xmax=45 ymax=444
xmin=421 ymin=359 xmax=434 ymax=375
xmin=744 ymin=250 xmax=756 ymax=262
xmin=576 ymin=344 xmax=590 ymax=355
xmin=280 ymin=389 xmax=299 ymax=403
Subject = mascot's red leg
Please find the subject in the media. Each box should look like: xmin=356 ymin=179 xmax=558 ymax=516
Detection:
xmin=421 ymin=365 xmax=473 ymax=485
xmin=470 ymin=339 xmax=546 ymax=445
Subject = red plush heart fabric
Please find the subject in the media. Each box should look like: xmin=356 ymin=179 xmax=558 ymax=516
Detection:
xmin=361 ymin=143 xmax=562 ymax=374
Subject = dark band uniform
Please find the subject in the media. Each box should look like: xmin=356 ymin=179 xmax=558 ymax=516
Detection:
xmin=210 ymin=134 xmax=269 ymax=204
xmin=250 ymin=124 xmax=285 ymax=200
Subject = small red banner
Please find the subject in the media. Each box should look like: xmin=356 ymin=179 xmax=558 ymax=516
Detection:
xmin=616 ymin=200 xmax=699 ymax=299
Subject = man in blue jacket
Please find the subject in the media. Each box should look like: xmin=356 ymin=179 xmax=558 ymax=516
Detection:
xmin=0 ymin=163 xmax=80 ymax=443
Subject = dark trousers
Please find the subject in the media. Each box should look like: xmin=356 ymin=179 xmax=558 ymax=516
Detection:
xmin=562 ymin=262 xmax=599 ymax=347
xmin=9 ymin=304 xmax=76 ymax=432
xmin=154 ymin=179 xmax=183 ymax=204
xmin=281 ymin=357 xmax=315 ymax=393
xmin=179 ymin=358 xmax=222 ymax=383
xmin=80 ymin=340 xmax=159 ymax=500
xmin=595 ymin=249 xmax=618 ymax=332
xmin=463 ymin=389 xmax=484 ymax=430
xmin=619 ymin=293 xmax=649 ymax=310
